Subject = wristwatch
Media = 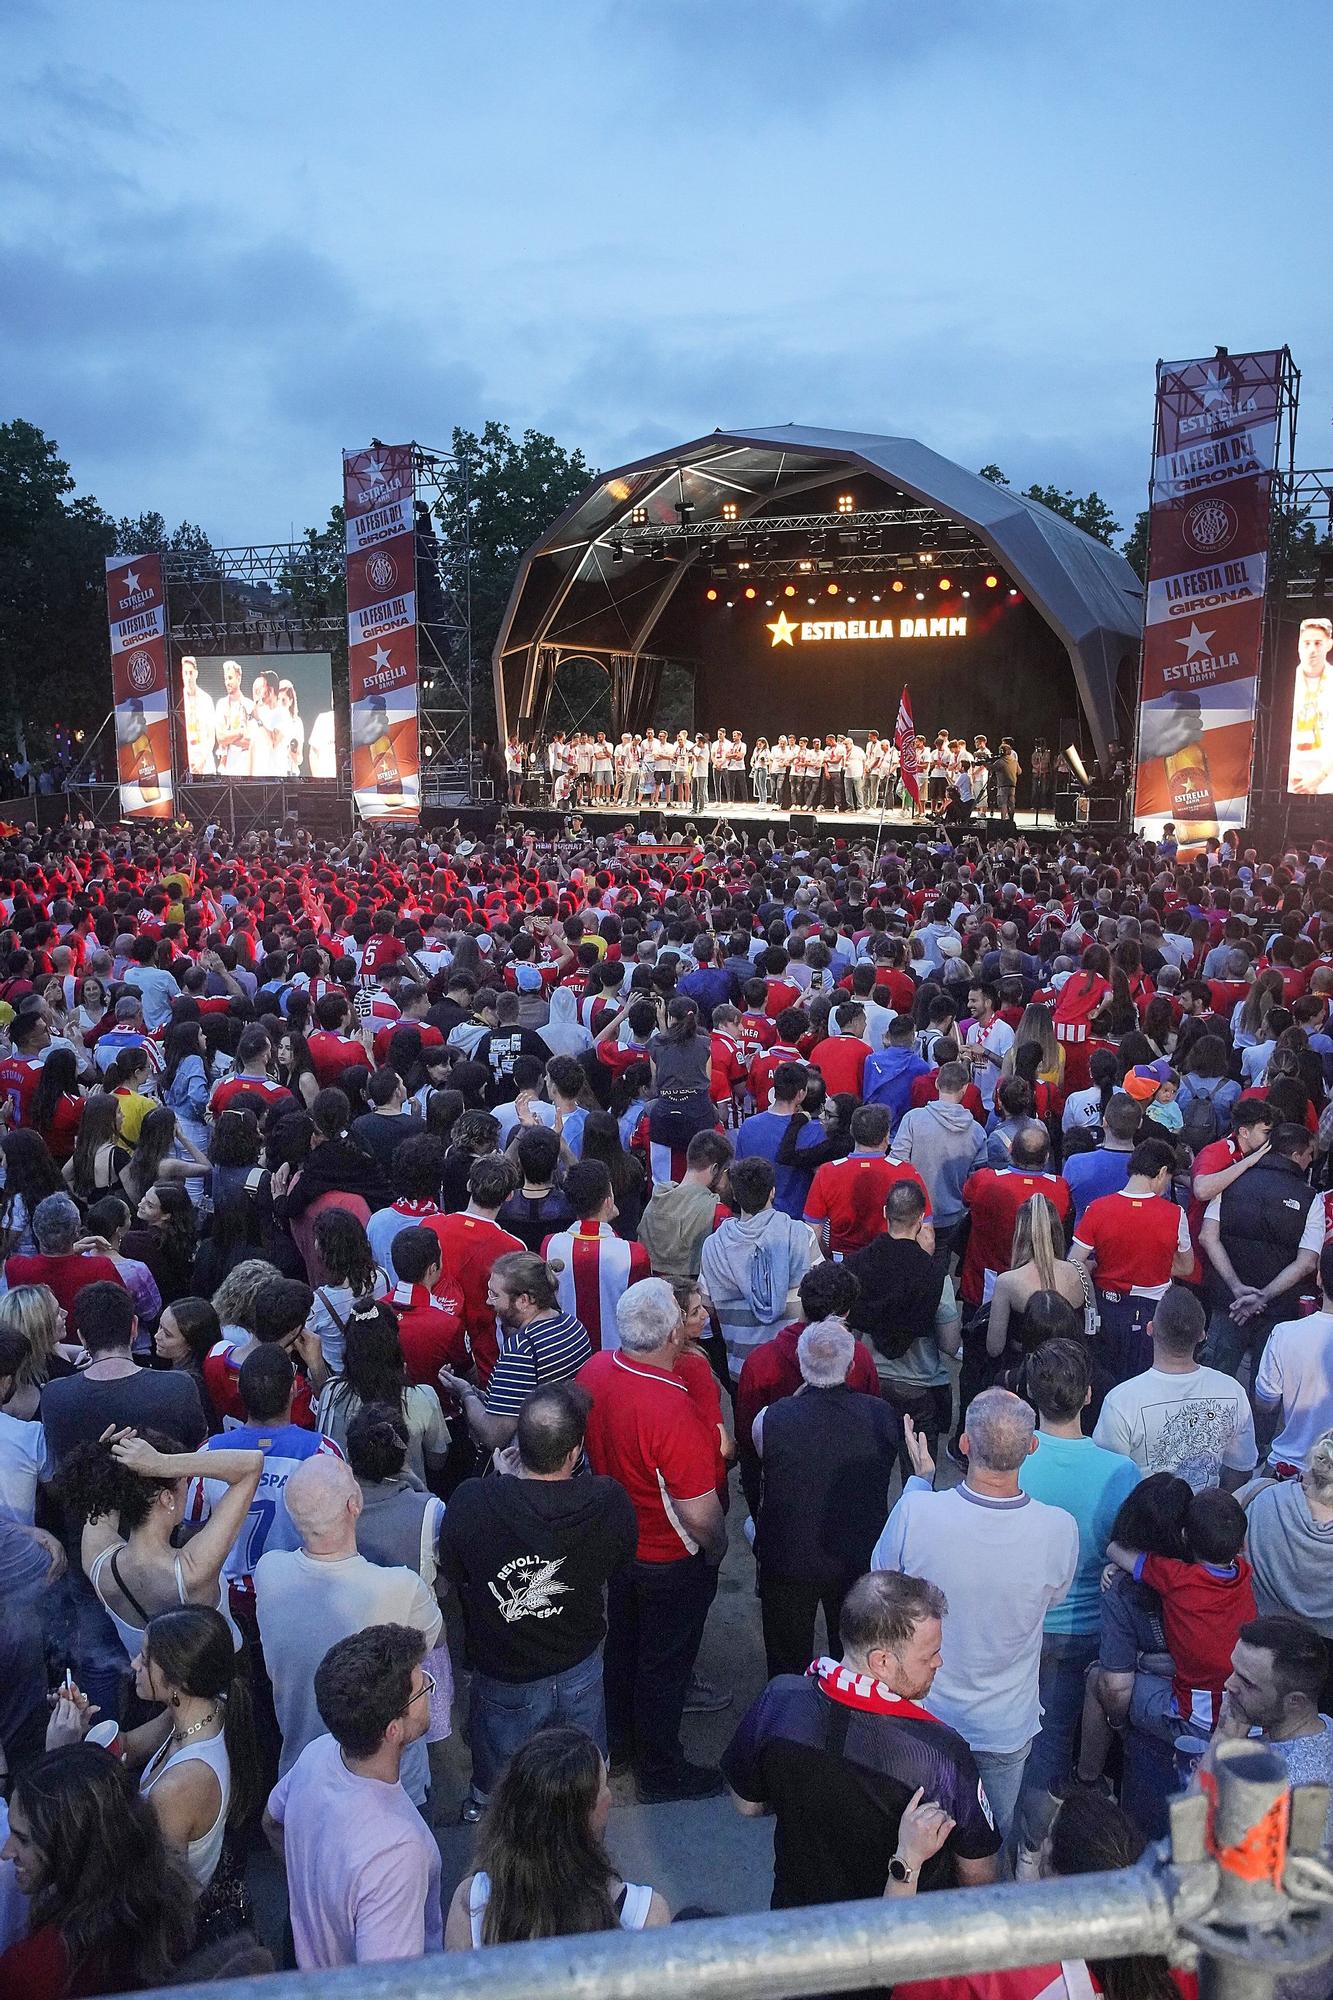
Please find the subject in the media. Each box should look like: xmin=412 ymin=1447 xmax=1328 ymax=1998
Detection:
xmin=887 ymin=1854 xmax=916 ymax=1885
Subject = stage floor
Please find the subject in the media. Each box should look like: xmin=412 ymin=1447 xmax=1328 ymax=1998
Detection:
xmin=445 ymin=798 xmax=1095 ymax=845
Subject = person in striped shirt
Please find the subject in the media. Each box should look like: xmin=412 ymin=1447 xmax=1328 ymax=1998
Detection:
xmin=543 ymin=1160 xmax=650 ymax=1353
xmin=438 ymin=1251 xmax=591 ymax=1452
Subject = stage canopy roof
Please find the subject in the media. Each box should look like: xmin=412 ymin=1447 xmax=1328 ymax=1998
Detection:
xmin=492 ymin=424 xmax=1144 ymax=758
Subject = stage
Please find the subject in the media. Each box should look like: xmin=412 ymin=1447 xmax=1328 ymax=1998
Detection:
xmin=436 ymin=797 xmax=1112 ymax=850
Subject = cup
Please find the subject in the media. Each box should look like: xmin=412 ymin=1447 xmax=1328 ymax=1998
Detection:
xmin=86 ymin=1719 xmax=124 ymax=1761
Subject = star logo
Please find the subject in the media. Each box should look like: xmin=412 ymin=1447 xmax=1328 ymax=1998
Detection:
xmin=1176 ymin=621 xmax=1215 ymax=661
xmin=1199 ymin=365 xmax=1232 ymax=407
xmin=122 ymin=568 xmax=141 ymax=595
xmin=369 ymin=642 xmax=393 ymax=672
xmin=363 ymin=453 xmax=387 ymax=490
xmin=767 ymin=610 xmax=798 ymax=648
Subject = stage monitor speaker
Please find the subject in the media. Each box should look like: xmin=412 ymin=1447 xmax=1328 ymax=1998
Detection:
xmin=638 ymin=810 xmax=665 ymax=838
xmin=516 ymin=714 xmax=536 ymax=746
xmin=789 ymin=812 xmax=819 ymax=840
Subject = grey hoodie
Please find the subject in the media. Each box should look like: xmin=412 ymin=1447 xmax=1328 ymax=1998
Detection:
xmin=890 ymin=1098 xmax=987 ymax=1228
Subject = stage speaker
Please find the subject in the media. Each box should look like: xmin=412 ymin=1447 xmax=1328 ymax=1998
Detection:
xmin=789 ymin=812 xmax=819 ymax=840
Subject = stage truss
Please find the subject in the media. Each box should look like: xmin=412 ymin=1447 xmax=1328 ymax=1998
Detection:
xmin=64 ymin=445 xmax=477 ymax=824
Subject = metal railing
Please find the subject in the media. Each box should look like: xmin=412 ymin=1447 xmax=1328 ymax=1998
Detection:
xmin=127 ymin=1746 xmax=1333 ymax=2000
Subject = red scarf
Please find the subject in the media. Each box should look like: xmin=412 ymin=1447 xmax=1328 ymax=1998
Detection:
xmin=808 ymin=1656 xmax=941 ymax=1727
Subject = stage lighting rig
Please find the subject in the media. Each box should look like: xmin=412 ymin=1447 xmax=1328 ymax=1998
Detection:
xmin=721 ymin=500 xmax=740 ymax=522
xmin=809 ymin=531 xmax=827 ymax=554
xmin=610 ymin=540 xmax=625 ymax=562
xmin=836 ymin=493 xmax=856 ymax=514
xmin=673 ymin=500 xmax=694 ymax=522
xmin=630 ymin=505 xmax=649 ymax=525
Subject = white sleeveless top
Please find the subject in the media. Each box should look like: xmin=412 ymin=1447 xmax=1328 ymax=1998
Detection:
xmin=467 ymin=1870 xmax=653 ymax=1945
xmin=140 ymin=1727 xmax=230 ymax=1886
xmin=88 ymin=1547 xmax=242 ymax=1657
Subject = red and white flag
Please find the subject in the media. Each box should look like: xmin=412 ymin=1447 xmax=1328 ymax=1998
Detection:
xmin=895 ymin=686 xmax=920 ymax=809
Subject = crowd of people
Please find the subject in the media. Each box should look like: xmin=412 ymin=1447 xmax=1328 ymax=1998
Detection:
xmin=0 ymin=801 xmax=1331 ymax=1998
xmin=509 ymin=726 xmax=1027 ymax=820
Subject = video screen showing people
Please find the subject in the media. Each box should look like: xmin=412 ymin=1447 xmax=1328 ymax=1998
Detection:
xmin=1287 ymin=616 xmax=1333 ymax=796
xmin=180 ymin=653 xmax=336 ymax=779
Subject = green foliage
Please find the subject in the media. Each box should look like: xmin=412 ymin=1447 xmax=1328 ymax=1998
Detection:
xmin=977 ymin=463 xmax=1010 ymax=486
xmin=977 ymin=464 xmax=1121 ymax=546
xmin=114 ymin=513 xmax=214 ymax=561
xmin=278 ymin=508 xmax=348 ymax=712
xmin=1121 ymin=509 xmax=1150 ymax=580
xmin=0 ymin=419 xmax=117 ymax=744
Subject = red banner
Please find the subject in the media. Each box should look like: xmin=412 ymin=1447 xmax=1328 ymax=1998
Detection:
xmin=343 ymin=446 xmax=420 ymax=820
xmin=105 ymin=552 xmax=174 ymax=820
xmin=1133 ymin=351 xmax=1285 ymax=846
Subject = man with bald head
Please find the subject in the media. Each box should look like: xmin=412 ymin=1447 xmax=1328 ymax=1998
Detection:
xmin=871 ymin=1388 xmax=1078 ymax=1840
xmin=254 ymin=1453 xmax=443 ymax=1806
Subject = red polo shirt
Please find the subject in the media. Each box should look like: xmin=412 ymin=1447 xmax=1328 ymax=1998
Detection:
xmin=306 ymin=1030 xmax=369 ymax=1088
xmin=1073 ymin=1188 xmax=1190 ymax=1295
xmin=909 ymin=1072 xmax=987 ymax=1125
xmin=735 ymin=1318 xmax=881 ymax=1454
xmin=805 ymin=1154 xmax=930 ymax=1255
xmin=386 ymin=1278 xmax=467 ymax=1385
xmin=423 ymin=1211 xmax=525 ymax=1384
xmin=210 ymin=1073 xmax=297 ymax=1117
xmin=959 ymin=1168 xmax=1073 ymax=1306
xmin=577 ymin=1348 xmax=718 ymax=1563
xmin=5 ymin=1252 xmax=125 ymax=1317
xmin=808 ymin=1034 xmax=871 ymax=1098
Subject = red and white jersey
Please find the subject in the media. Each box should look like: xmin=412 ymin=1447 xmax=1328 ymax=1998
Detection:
xmin=541 ymin=1219 xmax=650 ymax=1353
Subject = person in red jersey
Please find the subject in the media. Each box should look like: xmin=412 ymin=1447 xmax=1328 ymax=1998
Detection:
xmin=808 ymin=1001 xmax=872 ymax=1099
xmin=209 ymin=1024 xmax=297 ymax=1117
xmin=423 ymin=1155 xmax=524 ymax=1385
xmin=1073 ymin=1137 xmax=1195 ymax=1392
xmin=0 ymin=1006 xmax=51 ymax=1127
xmin=958 ymin=1126 xmax=1073 ymax=1311
xmin=749 ymin=1009 xmax=808 ymax=1113
xmin=804 ymin=1103 xmax=929 ymax=1257
xmin=382 ymin=1226 xmax=468 ymax=1385
xmin=305 ymin=992 xmax=371 ymax=1088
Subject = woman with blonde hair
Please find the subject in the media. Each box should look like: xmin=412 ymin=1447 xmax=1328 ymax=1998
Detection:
xmin=0 ymin=1284 xmax=69 ymax=1414
xmin=986 ymin=1193 xmax=1094 ymax=1360
xmin=1001 ymin=1003 xmax=1064 ymax=1091
xmin=1233 ymin=967 xmax=1284 ymax=1050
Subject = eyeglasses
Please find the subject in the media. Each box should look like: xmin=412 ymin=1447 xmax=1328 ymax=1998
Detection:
xmin=406 ymin=1670 xmax=436 ymax=1708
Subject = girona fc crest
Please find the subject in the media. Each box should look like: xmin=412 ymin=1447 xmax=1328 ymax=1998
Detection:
xmin=1182 ymin=497 xmax=1238 ymax=556
xmin=127 ymin=651 xmax=156 ymax=692
xmin=365 ymin=550 xmax=398 ymax=594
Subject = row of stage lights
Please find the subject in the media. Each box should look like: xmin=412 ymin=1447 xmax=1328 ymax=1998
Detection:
xmin=705 ymin=575 xmax=1022 ymax=607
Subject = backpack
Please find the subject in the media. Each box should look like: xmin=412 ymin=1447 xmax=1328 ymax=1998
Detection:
xmin=1180 ymin=1075 xmax=1225 ymax=1153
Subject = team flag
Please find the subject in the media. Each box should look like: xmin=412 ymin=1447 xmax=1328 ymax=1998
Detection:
xmin=895 ymin=686 xmax=920 ymax=810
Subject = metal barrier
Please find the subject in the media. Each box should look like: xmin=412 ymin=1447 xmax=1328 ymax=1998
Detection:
xmin=126 ymin=1746 xmax=1333 ymax=2000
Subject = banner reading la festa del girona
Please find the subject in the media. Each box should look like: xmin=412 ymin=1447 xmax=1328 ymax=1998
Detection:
xmin=343 ymin=445 xmax=420 ymax=821
xmin=1133 ymin=350 xmax=1286 ymax=846
xmin=105 ymin=551 xmax=174 ymax=820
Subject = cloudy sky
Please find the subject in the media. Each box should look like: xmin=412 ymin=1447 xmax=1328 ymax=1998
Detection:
xmin=5 ymin=0 xmax=1330 ymax=549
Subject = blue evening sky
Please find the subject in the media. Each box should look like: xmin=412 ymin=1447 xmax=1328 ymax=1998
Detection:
xmin=4 ymin=0 xmax=1329 ymax=547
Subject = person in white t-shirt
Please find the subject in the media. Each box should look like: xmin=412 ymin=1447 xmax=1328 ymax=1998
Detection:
xmin=264 ymin=1623 xmax=441 ymax=1968
xmin=962 ymin=981 xmax=1016 ymax=1112
xmin=1254 ymin=1242 xmax=1333 ymax=1472
xmin=1093 ymin=1284 xmax=1256 ymax=1493
xmin=871 ymin=1388 xmax=1077 ymax=1840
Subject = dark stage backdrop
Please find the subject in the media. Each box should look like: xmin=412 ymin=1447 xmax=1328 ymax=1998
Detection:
xmin=651 ymin=590 xmax=1080 ymax=749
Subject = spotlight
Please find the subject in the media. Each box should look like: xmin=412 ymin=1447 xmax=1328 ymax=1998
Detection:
xmin=630 ymin=505 xmax=648 ymax=525
xmin=807 ymin=596 xmax=816 ymax=605
xmin=765 ymin=598 xmax=774 ymax=607
xmin=985 ymin=574 xmax=999 ymax=589
xmin=826 ymin=582 xmax=839 ymax=596
xmin=735 ymin=560 xmax=750 ymax=572
xmin=744 ymin=586 xmax=756 ymax=599
xmin=674 ymin=500 xmax=694 ymax=521
xmin=424 ymin=743 xmax=435 ymax=759
xmin=915 ymin=591 xmax=925 ymax=601
xmin=891 ymin=579 xmax=905 ymax=594
xmin=836 ymin=494 xmax=856 ymax=514
xmin=809 ymin=532 xmax=827 ymax=555
xmin=610 ymin=540 xmax=625 ymax=563
xmin=939 ymin=578 xmax=952 ymax=592
xmin=799 ymin=560 xmax=813 ymax=573
xmin=784 ymin=584 xmax=796 ymax=597
xmin=871 ymin=593 xmax=881 ymax=603
xmin=721 ymin=500 xmax=739 ymax=522
xmin=918 ymin=550 xmax=935 ymax=566
xmin=962 ymin=590 xmax=971 ymax=599
xmin=1009 ymin=588 xmax=1021 ymax=598
xmin=725 ymin=599 xmax=734 ymax=609
xmin=706 ymin=587 xmax=718 ymax=602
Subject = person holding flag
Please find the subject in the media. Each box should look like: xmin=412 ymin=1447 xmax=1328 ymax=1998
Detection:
xmin=895 ymin=688 xmax=922 ymax=818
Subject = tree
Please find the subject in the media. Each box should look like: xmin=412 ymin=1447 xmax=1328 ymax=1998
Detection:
xmin=114 ymin=513 xmax=214 ymax=562
xmin=1121 ymin=510 xmax=1150 ymax=580
xmin=278 ymin=508 xmax=348 ymax=713
xmin=976 ymin=465 xmax=1121 ymax=546
xmin=439 ymin=421 xmax=596 ymax=735
xmin=0 ymin=420 xmax=118 ymax=752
